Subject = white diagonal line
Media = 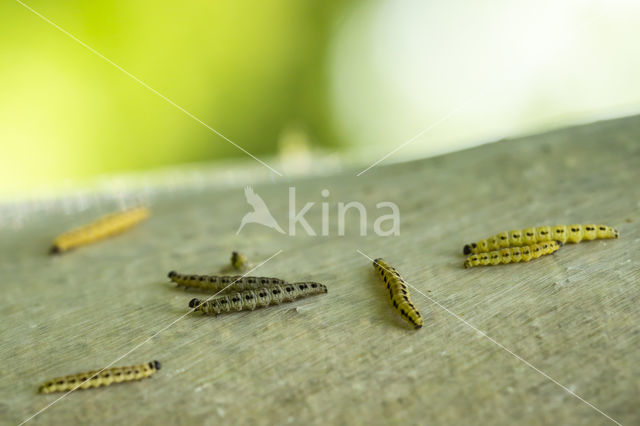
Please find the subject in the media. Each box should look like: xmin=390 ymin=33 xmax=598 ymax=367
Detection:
xmin=356 ymin=90 xmax=486 ymax=176
xmin=19 ymin=250 xmax=283 ymax=425
xmin=356 ymin=249 xmax=621 ymax=425
xmin=14 ymin=0 xmax=283 ymax=177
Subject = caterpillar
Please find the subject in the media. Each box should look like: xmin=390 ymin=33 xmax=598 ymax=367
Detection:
xmin=168 ymin=271 xmax=286 ymax=292
xmin=462 ymin=224 xmax=619 ymax=255
xmin=372 ymin=258 xmax=423 ymax=329
xmin=464 ymin=240 xmax=562 ymax=268
xmin=189 ymin=282 xmax=327 ymax=315
xmin=50 ymin=206 xmax=150 ymax=254
xmin=39 ymin=360 xmax=161 ymax=394
xmin=230 ymin=251 xmax=248 ymax=271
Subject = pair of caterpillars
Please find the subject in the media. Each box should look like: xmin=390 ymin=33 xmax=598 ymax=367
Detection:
xmin=44 ymin=208 xmax=158 ymax=394
xmin=462 ymin=224 xmax=619 ymax=268
xmin=168 ymin=271 xmax=327 ymax=316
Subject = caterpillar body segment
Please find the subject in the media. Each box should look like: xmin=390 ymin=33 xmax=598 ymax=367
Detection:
xmin=372 ymin=258 xmax=423 ymax=329
xmin=50 ymin=206 xmax=150 ymax=254
xmin=39 ymin=360 xmax=161 ymax=394
xmin=463 ymin=224 xmax=618 ymax=255
xmin=168 ymin=271 xmax=286 ymax=292
xmin=189 ymin=282 xmax=327 ymax=315
xmin=464 ymin=241 xmax=562 ymax=268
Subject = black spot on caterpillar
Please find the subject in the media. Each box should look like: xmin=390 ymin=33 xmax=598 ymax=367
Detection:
xmin=168 ymin=271 xmax=286 ymax=292
xmin=372 ymin=258 xmax=423 ymax=329
xmin=463 ymin=224 xmax=618 ymax=254
xmin=464 ymin=241 xmax=562 ymax=268
xmin=50 ymin=207 xmax=150 ymax=254
xmin=189 ymin=283 xmax=327 ymax=315
xmin=38 ymin=360 xmax=160 ymax=394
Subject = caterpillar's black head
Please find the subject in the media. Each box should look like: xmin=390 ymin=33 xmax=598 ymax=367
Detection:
xmin=555 ymin=240 xmax=563 ymax=247
xmin=189 ymin=298 xmax=200 ymax=308
xmin=39 ymin=382 xmax=54 ymax=393
xmin=49 ymin=245 xmax=61 ymax=255
xmin=168 ymin=270 xmax=177 ymax=278
xmin=463 ymin=244 xmax=471 ymax=255
xmin=151 ymin=360 xmax=161 ymax=370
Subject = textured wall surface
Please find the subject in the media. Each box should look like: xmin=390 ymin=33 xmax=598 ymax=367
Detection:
xmin=1 ymin=116 xmax=639 ymax=425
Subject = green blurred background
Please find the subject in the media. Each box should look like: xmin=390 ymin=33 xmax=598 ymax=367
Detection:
xmin=2 ymin=0 xmax=640 ymax=198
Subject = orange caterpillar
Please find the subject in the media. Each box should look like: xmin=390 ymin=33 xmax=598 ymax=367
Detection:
xmin=50 ymin=206 xmax=150 ymax=254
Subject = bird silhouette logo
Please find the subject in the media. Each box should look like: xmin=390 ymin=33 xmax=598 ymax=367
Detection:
xmin=236 ymin=186 xmax=285 ymax=234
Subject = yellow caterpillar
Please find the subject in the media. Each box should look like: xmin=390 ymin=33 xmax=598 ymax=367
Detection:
xmin=50 ymin=206 xmax=150 ymax=254
xmin=189 ymin=282 xmax=327 ymax=315
xmin=464 ymin=241 xmax=562 ymax=268
xmin=39 ymin=360 xmax=161 ymax=394
xmin=463 ymin=224 xmax=618 ymax=255
xmin=372 ymin=258 xmax=423 ymax=329
xmin=168 ymin=271 xmax=286 ymax=292
xmin=230 ymin=251 xmax=248 ymax=270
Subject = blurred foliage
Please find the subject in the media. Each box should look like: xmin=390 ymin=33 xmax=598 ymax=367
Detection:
xmin=2 ymin=0 xmax=640 ymax=198
xmin=0 ymin=0 xmax=348 ymax=195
